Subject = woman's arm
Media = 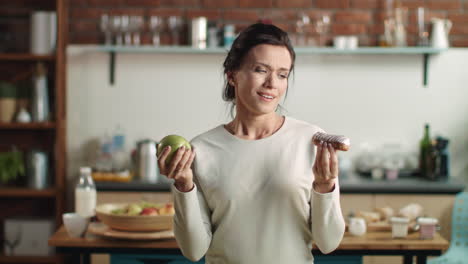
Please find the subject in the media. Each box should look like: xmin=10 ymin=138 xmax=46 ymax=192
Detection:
xmin=310 ymin=180 xmax=345 ymax=254
xmin=310 ymin=141 xmax=345 ymax=253
xmin=173 ymin=178 xmax=212 ymax=261
xmin=159 ymin=146 xmax=212 ymax=261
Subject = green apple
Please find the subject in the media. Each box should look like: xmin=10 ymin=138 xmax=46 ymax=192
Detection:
xmin=127 ymin=203 xmax=142 ymax=216
xmin=157 ymin=135 xmax=191 ymax=165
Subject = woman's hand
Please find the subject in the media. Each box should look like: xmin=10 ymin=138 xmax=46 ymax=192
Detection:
xmin=312 ymin=142 xmax=339 ymax=193
xmin=157 ymin=145 xmax=196 ymax=192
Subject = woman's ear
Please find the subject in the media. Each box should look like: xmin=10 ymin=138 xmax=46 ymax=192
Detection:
xmin=227 ymin=71 xmax=236 ymax=86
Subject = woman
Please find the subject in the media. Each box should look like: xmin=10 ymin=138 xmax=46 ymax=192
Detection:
xmin=158 ymin=23 xmax=345 ymax=263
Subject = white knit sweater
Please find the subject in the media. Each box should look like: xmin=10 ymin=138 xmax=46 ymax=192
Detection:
xmin=172 ymin=116 xmax=345 ymax=264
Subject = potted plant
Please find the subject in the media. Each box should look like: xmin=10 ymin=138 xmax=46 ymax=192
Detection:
xmin=0 ymin=147 xmax=25 ymax=186
xmin=0 ymin=81 xmax=17 ymax=123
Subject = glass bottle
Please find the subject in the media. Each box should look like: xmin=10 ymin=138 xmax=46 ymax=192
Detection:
xmin=419 ymin=124 xmax=431 ymax=178
xmin=75 ymin=166 xmax=96 ymax=218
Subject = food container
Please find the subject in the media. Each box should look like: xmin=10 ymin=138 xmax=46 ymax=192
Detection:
xmin=390 ymin=217 xmax=410 ymax=238
xmin=417 ymin=217 xmax=438 ymax=239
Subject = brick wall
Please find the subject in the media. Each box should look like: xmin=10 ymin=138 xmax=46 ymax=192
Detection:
xmin=68 ymin=0 xmax=468 ymax=47
xmin=1 ymin=0 xmax=467 ymax=50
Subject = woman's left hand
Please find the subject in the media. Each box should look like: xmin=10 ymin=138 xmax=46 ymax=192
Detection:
xmin=312 ymin=142 xmax=339 ymax=193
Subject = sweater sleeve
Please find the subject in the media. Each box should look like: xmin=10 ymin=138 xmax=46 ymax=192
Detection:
xmin=310 ymin=180 xmax=346 ymax=254
xmin=172 ymin=179 xmax=212 ymax=261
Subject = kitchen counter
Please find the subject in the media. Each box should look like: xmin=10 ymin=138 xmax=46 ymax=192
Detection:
xmin=95 ymin=174 xmax=465 ymax=194
xmin=339 ymin=173 xmax=465 ymax=194
xmin=49 ymin=224 xmax=449 ymax=264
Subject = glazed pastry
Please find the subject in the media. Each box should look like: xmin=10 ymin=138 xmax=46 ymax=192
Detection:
xmin=313 ymin=132 xmax=350 ymax=151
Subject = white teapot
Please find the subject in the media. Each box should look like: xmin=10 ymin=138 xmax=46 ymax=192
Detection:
xmin=431 ymin=18 xmax=452 ymax=48
xmin=348 ymin=217 xmax=367 ymax=236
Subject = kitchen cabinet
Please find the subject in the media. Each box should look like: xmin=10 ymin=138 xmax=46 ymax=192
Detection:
xmin=0 ymin=0 xmax=68 ymax=263
xmin=68 ymin=45 xmax=447 ymax=87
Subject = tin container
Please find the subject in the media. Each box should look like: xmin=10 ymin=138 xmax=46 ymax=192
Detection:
xmin=31 ymin=63 xmax=50 ymax=122
xmin=27 ymin=150 xmax=49 ymax=189
xmin=190 ymin=17 xmax=207 ymax=49
xmin=135 ymin=139 xmax=158 ymax=183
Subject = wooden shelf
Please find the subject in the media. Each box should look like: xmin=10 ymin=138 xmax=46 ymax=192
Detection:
xmin=68 ymin=45 xmax=447 ymax=55
xmin=0 ymin=122 xmax=56 ymax=130
xmin=0 ymin=255 xmax=63 ymax=264
xmin=0 ymin=53 xmax=55 ymax=61
xmin=0 ymin=188 xmax=57 ymax=198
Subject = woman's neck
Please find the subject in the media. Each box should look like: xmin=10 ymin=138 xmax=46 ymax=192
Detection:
xmin=225 ymin=113 xmax=284 ymax=140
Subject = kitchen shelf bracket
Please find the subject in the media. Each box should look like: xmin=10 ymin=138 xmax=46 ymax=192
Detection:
xmin=423 ymin=53 xmax=429 ymax=87
xmin=110 ymin=51 xmax=116 ymax=85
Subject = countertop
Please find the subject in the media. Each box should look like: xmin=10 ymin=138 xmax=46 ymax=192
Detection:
xmin=96 ymin=173 xmax=465 ymax=194
xmin=49 ymin=225 xmax=449 ymax=252
xmin=338 ymin=173 xmax=465 ymax=194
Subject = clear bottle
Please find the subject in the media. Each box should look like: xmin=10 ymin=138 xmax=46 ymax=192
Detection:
xmin=75 ymin=166 xmax=97 ymax=218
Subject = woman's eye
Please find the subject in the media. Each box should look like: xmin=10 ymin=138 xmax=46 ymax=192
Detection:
xmin=279 ymin=73 xmax=289 ymax=79
xmin=255 ymin=68 xmax=267 ymax=73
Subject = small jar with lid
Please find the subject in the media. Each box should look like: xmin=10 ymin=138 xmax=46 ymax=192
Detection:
xmin=390 ymin=217 xmax=410 ymax=238
xmin=417 ymin=217 xmax=439 ymax=239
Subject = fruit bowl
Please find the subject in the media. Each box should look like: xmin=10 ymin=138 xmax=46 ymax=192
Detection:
xmin=95 ymin=203 xmax=174 ymax=232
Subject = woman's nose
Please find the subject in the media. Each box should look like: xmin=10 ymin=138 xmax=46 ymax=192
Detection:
xmin=264 ymin=74 xmax=278 ymax=89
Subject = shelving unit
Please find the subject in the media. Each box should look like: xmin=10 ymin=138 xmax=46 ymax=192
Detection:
xmin=0 ymin=54 xmax=56 ymax=61
xmin=0 ymin=122 xmax=56 ymax=130
xmin=68 ymin=45 xmax=447 ymax=87
xmin=0 ymin=255 xmax=64 ymax=264
xmin=0 ymin=0 xmax=67 ymax=263
xmin=0 ymin=188 xmax=57 ymax=198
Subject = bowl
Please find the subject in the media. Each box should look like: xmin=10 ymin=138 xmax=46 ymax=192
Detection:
xmin=95 ymin=203 xmax=173 ymax=232
xmin=63 ymin=213 xmax=90 ymax=238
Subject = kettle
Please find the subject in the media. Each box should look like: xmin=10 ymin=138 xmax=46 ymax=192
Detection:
xmin=430 ymin=18 xmax=452 ymax=48
xmin=134 ymin=139 xmax=159 ymax=183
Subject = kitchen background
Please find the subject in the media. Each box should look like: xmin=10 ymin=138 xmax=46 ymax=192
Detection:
xmin=1 ymin=0 xmax=468 ymax=263
xmin=1 ymin=0 xmax=467 ymax=211
xmin=61 ymin=0 xmax=468 ymax=187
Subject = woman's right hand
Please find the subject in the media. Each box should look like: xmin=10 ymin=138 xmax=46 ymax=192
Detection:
xmin=157 ymin=145 xmax=196 ymax=192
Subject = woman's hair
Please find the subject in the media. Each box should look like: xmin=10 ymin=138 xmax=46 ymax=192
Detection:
xmin=222 ymin=23 xmax=295 ymax=114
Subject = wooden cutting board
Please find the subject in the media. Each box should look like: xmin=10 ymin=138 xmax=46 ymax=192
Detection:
xmin=88 ymin=222 xmax=174 ymax=240
xmin=346 ymin=221 xmax=416 ymax=232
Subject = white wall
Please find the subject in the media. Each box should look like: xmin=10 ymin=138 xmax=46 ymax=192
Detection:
xmin=66 ymin=47 xmax=468 ymax=189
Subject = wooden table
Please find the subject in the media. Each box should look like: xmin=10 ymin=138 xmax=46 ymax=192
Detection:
xmin=49 ymin=225 xmax=449 ymax=264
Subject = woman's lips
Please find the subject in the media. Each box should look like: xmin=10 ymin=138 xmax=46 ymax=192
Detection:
xmin=257 ymin=92 xmax=275 ymax=102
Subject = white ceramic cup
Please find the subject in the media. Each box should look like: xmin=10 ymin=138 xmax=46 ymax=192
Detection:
xmin=63 ymin=213 xmax=90 ymax=238
xmin=346 ymin=36 xmax=358 ymax=49
xmin=348 ymin=217 xmax=367 ymax=236
xmin=333 ymin=36 xmax=347 ymax=49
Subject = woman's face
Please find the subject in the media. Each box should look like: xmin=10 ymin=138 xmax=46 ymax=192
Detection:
xmin=231 ymin=44 xmax=292 ymax=117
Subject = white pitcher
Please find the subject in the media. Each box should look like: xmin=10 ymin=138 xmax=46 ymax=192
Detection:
xmin=430 ymin=18 xmax=452 ymax=48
